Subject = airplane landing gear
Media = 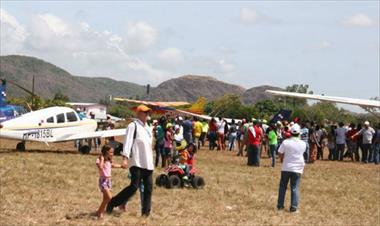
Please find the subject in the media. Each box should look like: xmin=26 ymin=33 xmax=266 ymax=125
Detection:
xmin=16 ymin=141 xmax=25 ymax=151
xmin=78 ymin=145 xmax=91 ymax=154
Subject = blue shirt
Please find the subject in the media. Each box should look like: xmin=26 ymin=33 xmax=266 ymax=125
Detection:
xmin=300 ymin=127 xmax=309 ymax=142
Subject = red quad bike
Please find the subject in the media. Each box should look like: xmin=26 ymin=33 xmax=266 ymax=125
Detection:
xmin=155 ymin=164 xmax=205 ymax=189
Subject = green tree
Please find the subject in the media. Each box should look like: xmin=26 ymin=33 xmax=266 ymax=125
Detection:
xmin=254 ymin=99 xmax=280 ymax=119
xmin=108 ymin=105 xmax=134 ymax=118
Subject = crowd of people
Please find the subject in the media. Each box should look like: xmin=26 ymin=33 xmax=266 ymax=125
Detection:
xmin=152 ymin=115 xmax=380 ymax=168
xmin=94 ymin=105 xmax=380 ymax=218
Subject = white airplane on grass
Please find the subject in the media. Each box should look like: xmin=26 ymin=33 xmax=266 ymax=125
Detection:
xmin=0 ymin=106 xmax=126 ymax=153
xmin=265 ymin=90 xmax=380 ymax=116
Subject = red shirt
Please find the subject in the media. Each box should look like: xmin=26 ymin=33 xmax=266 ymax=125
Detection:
xmin=346 ymin=129 xmax=358 ymax=142
xmin=248 ymin=125 xmax=262 ymax=145
xmin=209 ymin=121 xmax=217 ymax=132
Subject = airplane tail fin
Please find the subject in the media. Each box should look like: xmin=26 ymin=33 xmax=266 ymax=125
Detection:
xmin=187 ymin=97 xmax=207 ymax=114
xmin=0 ymin=79 xmax=6 ymax=107
xmin=269 ymin=109 xmax=292 ymax=124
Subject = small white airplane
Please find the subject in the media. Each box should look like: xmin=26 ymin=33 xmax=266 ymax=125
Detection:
xmin=0 ymin=106 xmax=126 ymax=152
xmin=265 ymin=90 xmax=380 ymax=115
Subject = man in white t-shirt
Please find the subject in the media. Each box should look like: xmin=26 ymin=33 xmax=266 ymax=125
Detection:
xmin=277 ymin=124 xmax=306 ymax=213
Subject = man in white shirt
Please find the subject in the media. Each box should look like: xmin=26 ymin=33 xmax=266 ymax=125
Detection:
xmin=107 ymin=105 xmax=154 ymax=217
xmin=277 ymin=124 xmax=306 ymax=213
xmin=351 ymin=121 xmax=376 ymax=163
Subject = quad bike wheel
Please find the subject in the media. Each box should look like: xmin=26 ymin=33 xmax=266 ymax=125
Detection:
xmin=167 ymin=175 xmax=181 ymax=189
xmin=191 ymin=176 xmax=205 ymax=189
xmin=79 ymin=145 xmax=91 ymax=154
xmin=155 ymin=174 xmax=168 ymax=187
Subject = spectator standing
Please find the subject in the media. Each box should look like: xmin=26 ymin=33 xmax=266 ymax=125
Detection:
xmin=373 ymin=123 xmax=380 ymax=165
xmin=217 ymin=117 xmax=226 ymax=150
xmin=335 ymin=122 xmax=347 ymax=161
xmin=228 ymin=119 xmax=238 ymax=151
xmin=268 ymin=125 xmax=278 ymax=167
xmin=352 ymin=121 xmax=375 ymax=163
xmin=346 ymin=123 xmax=357 ymax=162
xmin=277 ymin=124 xmax=306 ymax=213
xmin=182 ymin=117 xmax=193 ymax=145
xmin=300 ymin=122 xmax=309 ymax=163
xmin=193 ymin=118 xmax=203 ymax=150
xmin=247 ymin=119 xmax=263 ymax=166
xmin=208 ymin=118 xmax=218 ymax=150
xmin=106 ymin=105 xmax=154 ymax=217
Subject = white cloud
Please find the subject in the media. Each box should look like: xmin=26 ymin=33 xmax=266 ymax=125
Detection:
xmin=342 ymin=13 xmax=376 ymax=27
xmin=0 ymin=8 xmax=27 ymax=54
xmin=240 ymin=7 xmax=259 ymax=25
xmin=239 ymin=7 xmax=278 ymax=25
xmin=0 ymin=10 xmax=169 ymax=85
xmin=124 ymin=21 xmax=158 ymax=53
xmin=157 ymin=47 xmax=184 ymax=66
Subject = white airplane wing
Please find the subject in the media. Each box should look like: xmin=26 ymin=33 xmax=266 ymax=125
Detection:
xmin=175 ymin=109 xmax=212 ymax=121
xmin=265 ymin=90 xmax=380 ymax=108
xmin=57 ymin=128 xmax=126 ymax=142
xmin=174 ymin=109 xmax=242 ymax=123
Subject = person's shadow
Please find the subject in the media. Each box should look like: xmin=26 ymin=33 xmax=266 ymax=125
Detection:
xmin=65 ymin=211 xmax=121 ymax=220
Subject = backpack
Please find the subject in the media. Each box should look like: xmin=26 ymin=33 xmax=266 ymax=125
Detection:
xmin=129 ymin=121 xmax=137 ymax=159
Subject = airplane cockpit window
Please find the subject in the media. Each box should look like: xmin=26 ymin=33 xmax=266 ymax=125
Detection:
xmin=66 ymin=112 xmax=78 ymax=122
xmin=57 ymin=113 xmax=65 ymax=123
xmin=46 ymin=117 xmax=54 ymax=123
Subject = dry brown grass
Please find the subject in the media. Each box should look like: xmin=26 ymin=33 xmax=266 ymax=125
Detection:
xmin=0 ymin=138 xmax=379 ymax=226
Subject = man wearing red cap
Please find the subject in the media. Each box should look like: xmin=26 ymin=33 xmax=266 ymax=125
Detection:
xmin=107 ymin=105 xmax=154 ymax=217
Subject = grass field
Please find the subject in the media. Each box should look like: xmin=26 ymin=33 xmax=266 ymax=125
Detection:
xmin=0 ymin=138 xmax=379 ymax=226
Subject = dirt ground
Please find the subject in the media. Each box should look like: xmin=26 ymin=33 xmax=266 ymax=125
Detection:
xmin=0 ymin=138 xmax=379 ymax=226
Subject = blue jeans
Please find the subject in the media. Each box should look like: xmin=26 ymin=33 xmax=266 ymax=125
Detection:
xmin=208 ymin=132 xmax=217 ymax=150
xmin=248 ymin=144 xmax=260 ymax=166
xmin=155 ymin=140 xmax=164 ymax=167
xmin=228 ymin=133 xmax=237 ymax=151
xmin=184 ymin=133 xmax=193 ymax=145
xmin=277 ymin=171 xmax=301 ymax=210
xmin=337 ymin=144 xmax=345 ymax=161
xmin=361 ymin=143 xmax=372 ymax=163
xmin=373 ymin=143 xmax=380 ymax=164
xmin=269 ymin=144 xmax=277 ymax=167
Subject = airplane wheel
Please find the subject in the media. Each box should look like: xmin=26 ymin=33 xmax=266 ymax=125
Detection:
xmin=16 ymin=142 xmax=25 ymax=152
xmin=79 ymin=145 xmax=91 ymax=154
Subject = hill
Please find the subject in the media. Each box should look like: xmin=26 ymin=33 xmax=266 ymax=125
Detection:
xmin=0 ymin=55 xmax=146 ymax=102
xmin=0 ymin=55 xmax=282 ymax=104
xmin=150 ymin=75 xmax=246 ymax=102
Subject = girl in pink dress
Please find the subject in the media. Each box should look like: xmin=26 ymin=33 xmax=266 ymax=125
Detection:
xmin=95 ymin=145 xmax=122 ymax=219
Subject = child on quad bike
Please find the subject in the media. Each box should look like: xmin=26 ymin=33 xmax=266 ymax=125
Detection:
xmin=178 ymin=143 xmax=197 ymax=187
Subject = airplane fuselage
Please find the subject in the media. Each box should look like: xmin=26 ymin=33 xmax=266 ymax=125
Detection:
xmin=0 ymin=106 xmax=97 ymax=143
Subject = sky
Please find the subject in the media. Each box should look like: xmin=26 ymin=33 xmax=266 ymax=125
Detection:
xmin=1 ymin=1 xmax=379 ymax=110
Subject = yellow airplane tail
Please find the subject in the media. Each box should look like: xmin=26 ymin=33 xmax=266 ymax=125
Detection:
xmin=187 ymin=97 xmax=206 ymax=114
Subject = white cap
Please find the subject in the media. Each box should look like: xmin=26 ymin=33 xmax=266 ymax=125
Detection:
xmin=178 ymin=116 xmax=183 ymax=121
xmin=76 ymin=108 xmax=81 ymax=111
xmin=290 ymin=122 xmax=295 ymax=126
xmin=364 ymin=121 xmax=370 ymax=126
xmin=174 ymin=125 xmax=180 ymax=130
xmin=290 ymin=124 xmax=301 ymax=134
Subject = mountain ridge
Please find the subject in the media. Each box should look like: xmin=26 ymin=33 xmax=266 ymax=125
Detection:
xmin=0 ymin=55 xmax=281 ymax=104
